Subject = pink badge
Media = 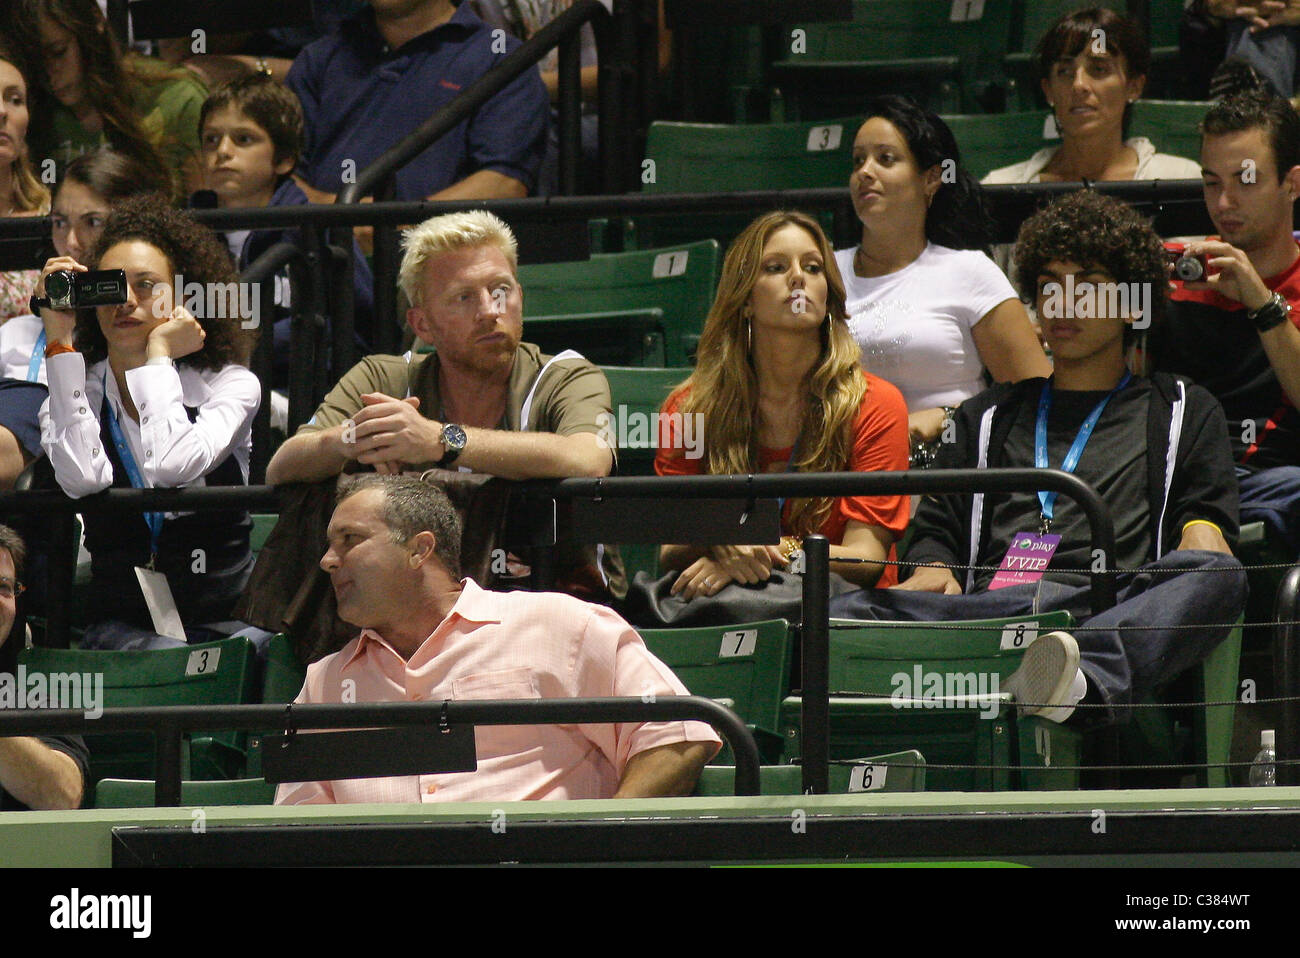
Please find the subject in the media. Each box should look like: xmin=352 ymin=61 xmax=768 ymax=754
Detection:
xmin=988 ymin=532 xmax=1061 ymax=590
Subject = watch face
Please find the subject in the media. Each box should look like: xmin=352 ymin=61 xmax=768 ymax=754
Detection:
xmin=444 ymin=424 xmax=467 ymax=450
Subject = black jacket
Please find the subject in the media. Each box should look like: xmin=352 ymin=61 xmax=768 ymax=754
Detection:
xmin=906 ymin=372 xmax=1239 ymax=591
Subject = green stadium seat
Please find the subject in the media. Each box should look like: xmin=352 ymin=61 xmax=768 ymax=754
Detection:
xmin=1128 ymin=99 xmax=1210 ymax=170
xmin=781 ymin=613 xmax=1082 ymax=790
xmin=1107 ymin=616 xmax=1244 ymax=788
xmin=250 ymin=513 xmax=279 ymax=558
xmin=941 ymin=109 xmax=1060 ymax=180
xmin=637 ymin=619 xmax=793 ymax=764
xmin=600 ymin=365 xmax=692 ymax=477
xmin=636 ymin=118 xmax=851 ymax=250
xmin=260 ymin=633 xmax=307 ymax=705
xmin=772 ymin=0 xmax=1016 ymax=117
xmin=523 ymin=310 xmax=668 ymax=367
xmin=18 ymin=636 xmax=257 ymax=785
xmin=519 ymin=241 xmax=719 ymax=367
xmin=645 ymin=118 xmax=859 ymax=192
xmin=93 ymin=776 xmax=276 ymax=808
xmin=694 ymin=749 xmax=926 ymax=795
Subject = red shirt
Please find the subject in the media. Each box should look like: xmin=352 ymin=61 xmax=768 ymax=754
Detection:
xmin=654 ymin=372 xmax=911 ymax=586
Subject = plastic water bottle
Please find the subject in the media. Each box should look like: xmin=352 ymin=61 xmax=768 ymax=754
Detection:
xmin=1249 ymin=729 xmax=1277 ymax=787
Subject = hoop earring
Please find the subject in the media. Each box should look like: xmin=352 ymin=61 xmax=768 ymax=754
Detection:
xmin=746 ymin=316 xmax=753 ymax=352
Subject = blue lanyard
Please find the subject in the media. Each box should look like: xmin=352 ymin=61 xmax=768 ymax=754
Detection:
xmin=775 ymin=433 xmax=802 ymax=518
xmin=27 ymin=330 xmax=45 ymax=383
xmin=102 ymin=371 xmax=163 ymax=561
xmin=1035 ymin=371 xmax=1131 ymax=531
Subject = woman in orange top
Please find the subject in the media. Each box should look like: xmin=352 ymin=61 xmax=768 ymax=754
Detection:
xmin=655 ymin=210 xmax=910 ymax=600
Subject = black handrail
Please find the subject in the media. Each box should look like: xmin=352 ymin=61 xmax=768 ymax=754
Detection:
xmin=239 ymin=242 xmax=308 ymax=484
xmin=1277 ymin=566 xmax=1300 ymax=785
xmin=0 ymin=697 xmax=760 ymax=805
xmin=0 ymin=179 xmax=1210 ymax=237
xmin=528 ymin=469 xmax=1119 ymax=613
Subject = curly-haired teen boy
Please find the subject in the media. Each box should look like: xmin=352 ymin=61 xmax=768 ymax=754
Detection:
xmin=831 ymin=190 xmax=1246 ymax=727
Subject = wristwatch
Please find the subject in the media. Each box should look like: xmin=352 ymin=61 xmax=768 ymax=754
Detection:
xmin=438 ymin=423 xmax=467 ymax=466
xmin=1248 ymin=291 xmax=1291 ymax=333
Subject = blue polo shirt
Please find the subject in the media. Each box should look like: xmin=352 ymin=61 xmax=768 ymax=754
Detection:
xmin=288 ymin=2 xmax=549 ymax=199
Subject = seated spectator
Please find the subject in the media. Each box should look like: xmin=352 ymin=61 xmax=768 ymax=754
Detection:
xmin=287 ymin=0 xmax=549 ymax=205
xmin=1205 ymin=1 xmax=1300 ymax=98
xmin=22 ymin=0 xmax=207 ymax=198
xmin=195 ymin=73 xmax=374 ymax=393
xmin=983 ymin=7 xmax=1201 ymax=183
xmin=1150 ymin=90 xmax=1300 ymax=551
xmin=830 ymin=190 xmax=1247 ymax=725
xmin=655 ymin=210 xmax=911 ymax=597
xmin=0 ymin=38 xmax=49 ymax=325
xmin=157 ymin=0 xmax=368 ymax=87
xmin=842 ymin=96 xmax=1050 ymax=467
xmin=265 ymin=209 xmax=624 ymax=600
xmin=0 ymin=149 xmax=169 ymax=490
xmin=275 ymin=475 xmax=719 ymax=804
xmin=0 ymin=524 xmax=86 ymax=810
xmin=34 ymin=196 xmax=260 ymax=645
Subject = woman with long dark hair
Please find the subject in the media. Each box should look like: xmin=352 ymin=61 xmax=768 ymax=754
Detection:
xmin=23 ymin=0 xmax=206 ymax=198
xmin=656 ymin=210 xmax=911 ymax=600
xmin=841 ymin=95 xmax=1051 ymax=467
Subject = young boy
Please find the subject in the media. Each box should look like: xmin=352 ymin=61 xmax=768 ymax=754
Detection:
xmin=195 ymin=74 xmax=373 ymax=392
xmin=830 ymin=190 xmax=1247 ymax=726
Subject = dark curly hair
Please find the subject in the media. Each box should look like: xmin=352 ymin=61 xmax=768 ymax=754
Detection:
xmin=1202 ymin=89 xmax=1300 ymax=182
xmin=1013 ymin=189 xmax=1167 ymax=346
xmin=858 ymin=95 xmax=995 ymax=253
xmin=76 ymin=195 xmax=253 ymax=369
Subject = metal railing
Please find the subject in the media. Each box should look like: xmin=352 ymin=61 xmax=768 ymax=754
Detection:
xmin=0 ymin=697 xmax=759 ymax=805
xmin=0 ymin=469 xmax=1118 ymax=798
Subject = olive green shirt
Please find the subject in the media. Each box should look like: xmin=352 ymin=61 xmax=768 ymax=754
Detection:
xmin=299 ymin=343 xmax=626 ymax=597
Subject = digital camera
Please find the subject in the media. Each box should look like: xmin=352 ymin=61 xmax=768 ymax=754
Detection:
xmin=1163 ymin=243 xmax=1209 ymax=283
xmin=43 ymin=269 xmax=128 ymax=310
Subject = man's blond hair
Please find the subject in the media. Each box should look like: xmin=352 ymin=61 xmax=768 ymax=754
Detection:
xmin=399 ymin=210 xmax=519 ymax=306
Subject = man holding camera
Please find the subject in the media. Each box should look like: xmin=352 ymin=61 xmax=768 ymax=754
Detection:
xmin=1149 ymin=90 xmax=1300 ymax=549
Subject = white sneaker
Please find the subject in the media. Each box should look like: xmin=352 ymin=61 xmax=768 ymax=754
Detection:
xmin=1003 ymin=630 xmax=1084 ymax=724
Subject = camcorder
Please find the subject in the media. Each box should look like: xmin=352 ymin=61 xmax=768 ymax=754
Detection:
xmin=1164 ymin=242 xmax=1210 ymax=283
xmin=43 ymin=269 xmax=128 ymax=310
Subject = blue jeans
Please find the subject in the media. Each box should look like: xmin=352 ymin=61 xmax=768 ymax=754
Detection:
xmin=827 ymin=551 xmax=1247 ymax=724
xmin=1225 ymin=20 xmax=1300 ymax=95
xmin=1237 ymin=465 xmax=1300 ymax=554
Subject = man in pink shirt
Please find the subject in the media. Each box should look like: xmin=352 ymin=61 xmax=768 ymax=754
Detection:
xmin=275 ymin=474 xmax=721 ymax=804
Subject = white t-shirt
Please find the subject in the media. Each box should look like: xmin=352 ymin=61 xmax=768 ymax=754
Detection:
xmin=835 ymin=242 xmax=1018 ymax=412
xmin=0 ymin=314 xmax=47 ymax=384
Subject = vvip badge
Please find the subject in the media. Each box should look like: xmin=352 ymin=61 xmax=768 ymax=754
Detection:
xmin=988 ymin=533 xmax=1061 ymax=590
